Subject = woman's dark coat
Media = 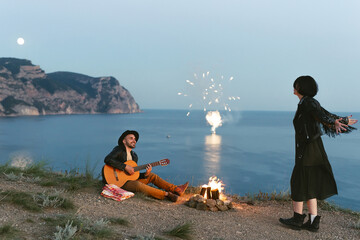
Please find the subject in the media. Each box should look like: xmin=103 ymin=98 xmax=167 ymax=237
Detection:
xmin=291 ymin=96 xmax=354 ymax=201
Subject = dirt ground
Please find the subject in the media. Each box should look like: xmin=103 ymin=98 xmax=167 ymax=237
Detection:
xmin=0 ymin=179 xmax=359 ymax=240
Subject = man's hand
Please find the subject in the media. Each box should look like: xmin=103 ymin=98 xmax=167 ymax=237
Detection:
xmin=145 ymin=164 xmax=152 ymax=177
xmin=125 ymin=165 xmax=135 ymax=175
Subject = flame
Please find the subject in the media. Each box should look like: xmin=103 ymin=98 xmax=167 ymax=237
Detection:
xmin=205 ymin=111 xmax=222 ymax=133
xmin=202 ymin=176 xmax=226 ymax=200
xmin=208 ymin=176 xmax=224 ymax=193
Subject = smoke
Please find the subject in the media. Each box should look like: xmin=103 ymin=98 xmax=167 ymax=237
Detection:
xmin=10 ymin=151 xmax=33 ymax=169
xmin=221 ymin=111 xmax=242 ymax=124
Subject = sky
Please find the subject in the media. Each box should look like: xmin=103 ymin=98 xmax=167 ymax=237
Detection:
xmin=2 ymin=0 xmax=360 ymax=112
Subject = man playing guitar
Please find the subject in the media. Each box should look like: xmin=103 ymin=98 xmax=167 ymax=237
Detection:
xmin=102 ymin=130 xmax=188 ymax=202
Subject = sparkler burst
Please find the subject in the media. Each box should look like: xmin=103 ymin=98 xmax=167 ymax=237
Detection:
xmin=178 ymin=72 xmax=241 ymax=133
xmin=206 ymin=111 xmax=222 ymax=134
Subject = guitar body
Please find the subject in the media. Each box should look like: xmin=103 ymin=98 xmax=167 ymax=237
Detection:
xmin=103 ymin=158 xmax=170 ymax=188
xmin=103 ymin=160 xmax=140 ymax=187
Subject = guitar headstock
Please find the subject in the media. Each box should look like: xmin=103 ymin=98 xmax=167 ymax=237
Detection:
xmin=159 ymin=158 xmax=170 ymax=166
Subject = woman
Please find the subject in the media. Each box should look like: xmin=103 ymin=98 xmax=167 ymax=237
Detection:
xmin=279 ymin=76 xmax=357 ymax=232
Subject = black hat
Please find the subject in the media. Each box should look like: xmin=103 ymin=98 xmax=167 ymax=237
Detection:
xmin=118 ymin=130 xmax=139 ymax=146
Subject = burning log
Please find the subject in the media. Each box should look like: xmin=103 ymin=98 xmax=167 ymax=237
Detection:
xmin=211 ymin=189 xmax=219 ymax=200
xmin=206 ymin=187 xmax=211 ymax=199
xmin=200 ymin=187 xmax=206 ymax=197
xmin=200 ymin=186 xmax=213 ymax=199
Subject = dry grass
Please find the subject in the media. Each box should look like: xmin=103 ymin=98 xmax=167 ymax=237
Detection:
xmin=164 ymin=222 xmax=194 ymax=240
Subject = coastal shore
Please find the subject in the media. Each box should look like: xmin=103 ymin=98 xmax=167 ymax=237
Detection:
xmin=0 ymin=165 xmax=359 ymax=240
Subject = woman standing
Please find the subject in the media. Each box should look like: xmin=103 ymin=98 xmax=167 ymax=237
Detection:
xmin=279 ymin=76 xmax=357 ymax=231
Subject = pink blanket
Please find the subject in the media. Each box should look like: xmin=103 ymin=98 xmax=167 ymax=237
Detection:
xmin=101 ymin=184 xmax=134 ymax=201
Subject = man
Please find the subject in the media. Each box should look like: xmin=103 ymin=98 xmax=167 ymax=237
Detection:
xmin=103 ymin=130 xmax=188 ymax=202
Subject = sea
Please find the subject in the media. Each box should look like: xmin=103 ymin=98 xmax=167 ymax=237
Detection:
xmin=0 ymin=110 xmax=359 ymax=211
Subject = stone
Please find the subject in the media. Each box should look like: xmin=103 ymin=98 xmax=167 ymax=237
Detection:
xmin=217 ymin=205 xmax=228 ymax=211
xmin=206 ymin=199 xmax=216 ymax=208
xmin=216 ymin=199 xmax=224 ymax=206
xmin=191 ymin=195 xmax=200 ymax=201
xmin=209 ymin=207 xmax=219 ymax=212
xmin=195 ymin=195 xmax=206 ymax=203
xmin=196 ymin=202 xmax=208 ymax=211
xmin=188 ymin=200 xmax=197 ymax=208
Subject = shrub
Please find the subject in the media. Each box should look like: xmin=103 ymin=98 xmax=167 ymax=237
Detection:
xmin=53 ymin=220 xmax=77 ymax=240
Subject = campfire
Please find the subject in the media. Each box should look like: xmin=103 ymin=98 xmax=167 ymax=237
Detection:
xmin=186 ymin=176 xmax=233 ymax=211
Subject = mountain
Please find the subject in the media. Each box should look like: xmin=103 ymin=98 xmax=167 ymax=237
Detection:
xmin=0 ymin=58 xmax=140 ymax=116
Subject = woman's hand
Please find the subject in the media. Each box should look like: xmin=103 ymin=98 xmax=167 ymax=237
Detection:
xmin=347 ymin=115 xmax=358 ymax=126
xmin=145 ymin=164 xmax=152 ymax=177
xmin=335 ymin=115 xmax=358 ymax=134
xmin=334 ymin=118 xmax=347 ymax=134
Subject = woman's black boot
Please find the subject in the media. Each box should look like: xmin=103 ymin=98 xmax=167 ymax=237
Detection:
xmin=279 ymin=212 xmax=307 ymax=230
xmin=302 ymin=214 xmax=321 ymax=232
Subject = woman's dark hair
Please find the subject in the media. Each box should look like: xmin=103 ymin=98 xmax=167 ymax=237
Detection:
xmin=293 ymin=75 xmax=318 ymax=97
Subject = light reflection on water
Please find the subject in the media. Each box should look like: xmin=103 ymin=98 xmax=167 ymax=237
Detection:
xmin=204 ymin=134 xmax=222 ymax=176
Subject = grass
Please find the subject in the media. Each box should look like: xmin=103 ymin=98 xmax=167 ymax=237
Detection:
xmin=108 ymin=217 xmax=130 ymax=226
xmin=351 ymin=218 xmax=360 ymax=230
xmin=0 ymin=224 xmax=18 ymax=239
xmin=0 ymin=190 xmax=74 ymax=212
xmin=43 ymin=214 xmax=116 ymax=239
xmin=243 ymin=189 xmax=291 ymax=204
xmin=0 ymin=160 xmax=103 ymax=192
xmin=54 ymin=220 xmax=77 ymax=240
xmin=132 ymin=234 xmax=165 ymax=240
xmin=164 ymin=222 xmax=194 ymax=240
xmin=318 ymin=200 xmax=360 ymax=217
xmin=42 ymin=215 xmax=83 ymax=228
xmin=0 ymin=191 xmax=42 ymax=212
xmin=0 ymin=161 xmax=49 ymax=177
xmin=33 ymin=191 xmax=75 ymax=210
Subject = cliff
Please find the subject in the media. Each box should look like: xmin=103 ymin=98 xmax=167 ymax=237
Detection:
xmin=0 ymin=58 xmax=140 ymax=116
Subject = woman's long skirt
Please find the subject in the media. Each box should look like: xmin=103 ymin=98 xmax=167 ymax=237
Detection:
xmin=291 ymin=137 xmax=338 ymax=201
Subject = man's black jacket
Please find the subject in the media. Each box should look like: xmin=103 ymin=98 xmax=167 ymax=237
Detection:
xmin=102 ymin=145 xmax=146 ymax=183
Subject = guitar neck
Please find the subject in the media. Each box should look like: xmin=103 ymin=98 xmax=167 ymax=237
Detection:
xmin=134 ymin=161 xmax=162 ymax=172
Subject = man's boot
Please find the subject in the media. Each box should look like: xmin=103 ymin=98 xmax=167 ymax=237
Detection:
xmin=302 ymin=214 xmax=321 ymax=232
xmin=174 ymin=182 xmax=189 ymax=196
xmin=279 ymin=212 xmax=307 ymax=230
xmin=167 ymin=192 xmax=178 ymax=202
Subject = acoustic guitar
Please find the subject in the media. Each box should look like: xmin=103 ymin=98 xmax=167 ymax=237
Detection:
xmin=103 ymin=159 xmax=170 ymax=187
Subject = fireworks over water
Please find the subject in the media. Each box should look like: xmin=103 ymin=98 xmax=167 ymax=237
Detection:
xmin=178 ymin=72 xmax=241 ymax=133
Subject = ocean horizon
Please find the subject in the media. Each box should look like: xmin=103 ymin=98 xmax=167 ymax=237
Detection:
xmin=1 ymin=109 xmax=359 ymax=211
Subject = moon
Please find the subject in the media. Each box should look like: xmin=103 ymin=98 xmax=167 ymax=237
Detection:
xmin=17 ymin=38 xmax=25 ymax=45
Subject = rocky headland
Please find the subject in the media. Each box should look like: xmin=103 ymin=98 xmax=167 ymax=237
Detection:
xmin=0 ymin=58 xmax=140 ymax=116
